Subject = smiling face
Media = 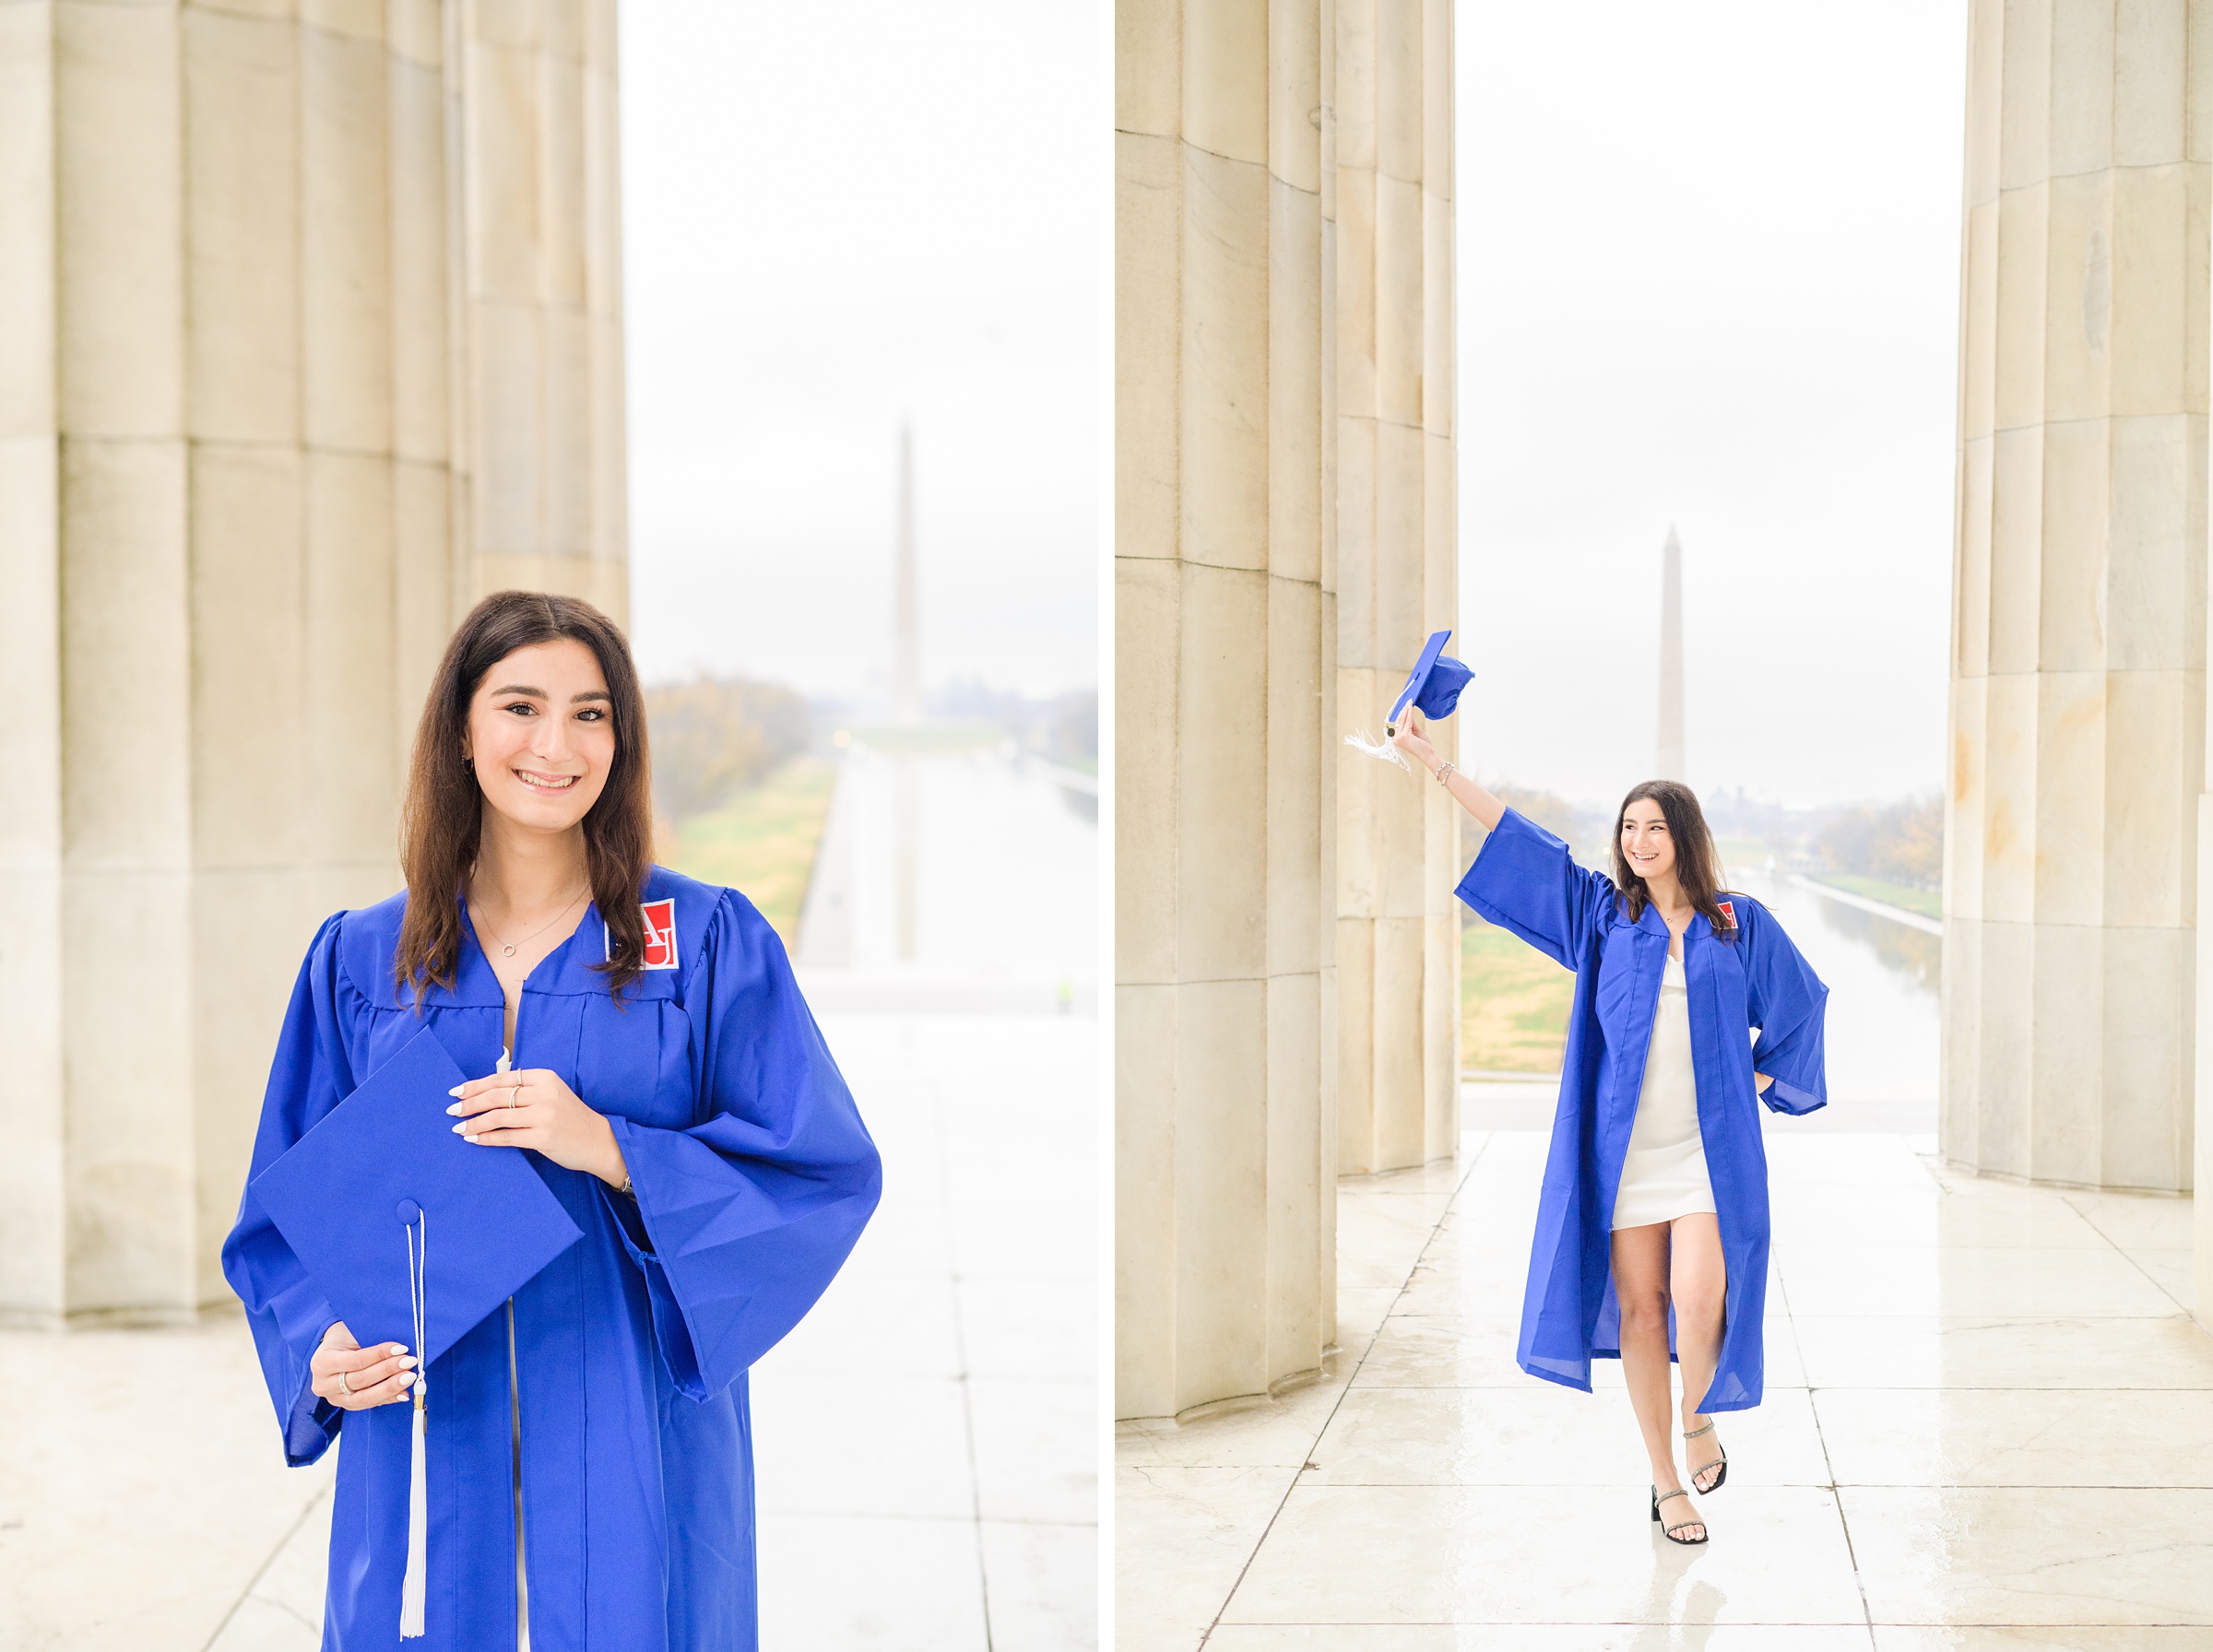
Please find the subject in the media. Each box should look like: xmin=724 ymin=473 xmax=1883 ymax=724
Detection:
xmin=464 ymin=639 xmax=617 ymax=835
xmin=1618 ymin=796 xmax=1677 ymax=885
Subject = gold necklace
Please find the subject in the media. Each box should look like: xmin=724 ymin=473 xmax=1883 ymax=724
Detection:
xmin=474 ymin=884 xmax=589 ymax=959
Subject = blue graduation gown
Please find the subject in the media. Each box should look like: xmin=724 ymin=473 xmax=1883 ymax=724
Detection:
xmin=220 ymin=867 xmax=882 ymax=1650
xmin=1456 ymin=808 xmax=1828 ymax=1411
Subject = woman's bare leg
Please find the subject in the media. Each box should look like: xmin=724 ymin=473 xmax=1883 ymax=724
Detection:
xmin=1669 ymin=1212 xmax=1728 ymax=1493
xmin=1610 ymin=1222 xmax=1701 ymax=1538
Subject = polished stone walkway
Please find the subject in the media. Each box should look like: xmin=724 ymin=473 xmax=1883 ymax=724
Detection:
xmin=0 ymin=1011 xmax=1095 ymax=1652
xmin=755 ymin=1012 xmax=1095 ymax=1651
xmin=1118 ymin=1118 xmax=2211 ymax=1649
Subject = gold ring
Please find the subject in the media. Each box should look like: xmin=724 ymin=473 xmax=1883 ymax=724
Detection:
xmin=338 ymin=1367 xmax=353 ymax=1396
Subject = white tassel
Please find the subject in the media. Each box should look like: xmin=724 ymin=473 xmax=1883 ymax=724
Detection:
xmin=1343 ymin=728 xmax=1412 ymax=771
xmin=400 ymin=1205 xmax=429 ymax=1637
xmin=401 ymin=1379 xmax=428 ymax=1636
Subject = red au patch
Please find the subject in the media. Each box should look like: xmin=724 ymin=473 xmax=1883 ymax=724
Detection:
xmin=640 ymin=898 xmax=679 ymax=969
xmin=610 ymin=899 xmax=680 ymax=969
xmin=1715 ymin=900 xmax=1737 ymax=929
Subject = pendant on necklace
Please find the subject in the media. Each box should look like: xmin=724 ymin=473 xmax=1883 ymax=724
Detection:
xmin=503 ymin=944 xmax=516 ymax=957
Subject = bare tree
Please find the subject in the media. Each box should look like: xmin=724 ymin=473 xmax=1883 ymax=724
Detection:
xmin=645 ymin=677 xmax=811 ymax=824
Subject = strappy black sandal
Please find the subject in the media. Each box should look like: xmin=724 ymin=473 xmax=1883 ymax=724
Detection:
xmin=1684 ymin=1419 xmax=1728 ymax=1493
xmin=1651 ymin=1486 xmax=1708 ymax=1545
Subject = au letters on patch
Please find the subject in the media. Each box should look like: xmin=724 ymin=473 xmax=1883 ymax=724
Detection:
xmin=606 ymin=899 xmax=680 ymax=970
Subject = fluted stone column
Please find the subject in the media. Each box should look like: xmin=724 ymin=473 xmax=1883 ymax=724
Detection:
xmin=1947 ymin=0 xmax=2207 ymax=1196
xmin=0 ymin=0 xmax=628 ymax=1326
xmin=457 ymin=0 xmax=629 ymax=619
xmin=1116 ymin=0 xmax=1339 ymax=1418
xmin=1333 ymin=0 xmax=1456 ymax=1176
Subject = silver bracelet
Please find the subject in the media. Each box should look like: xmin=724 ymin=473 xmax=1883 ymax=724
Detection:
xmin=1435 ymin=761 xmax=1456 ymax=787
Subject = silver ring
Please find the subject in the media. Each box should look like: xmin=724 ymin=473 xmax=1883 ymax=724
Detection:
xmin=338 ymin=1367 xmax=353 ymax=1396
xmin=506 ymin=1080 xmax=521 ymax=1109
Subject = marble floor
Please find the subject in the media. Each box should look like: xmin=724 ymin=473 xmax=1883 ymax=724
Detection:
xmin=0 ymin=1010 xmax=1096 ymax=1652
xmin=1117 ymin=1117 xmax=2212 ymax=1650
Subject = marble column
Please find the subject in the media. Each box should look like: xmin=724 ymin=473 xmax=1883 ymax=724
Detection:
xmin=1947 ymin=0 xmax=2207 ymax=1198
xmin=1116 ymin=0 xmax=1339 ymax=1418
xmin=456 ymin=0 xmax=629 ymax=620
xmin=0 ymin=1 xmax=629 ymax=1326
xmin=1333 ymin=0 xmax=1457 ymax=1176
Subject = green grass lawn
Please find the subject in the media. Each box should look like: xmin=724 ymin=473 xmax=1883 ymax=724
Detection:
xmin=1811 ymin=872 xmax=1942 ymax=919
xmin=660 ymin=756 xmax=839 ymax=946
xmin=1462 ymin=918 xmax=1574 ymax=1073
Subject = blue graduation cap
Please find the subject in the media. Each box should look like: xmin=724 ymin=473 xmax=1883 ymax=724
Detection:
xmin=1386 ymin=629 xmax=1473 ymax=733
xmin=249 ymin=1025 xmax=584 ymax=1636
xmin=251 ymin=1026 xmax=584 ymax=1366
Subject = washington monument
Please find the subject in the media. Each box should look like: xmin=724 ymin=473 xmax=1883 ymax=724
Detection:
xmin=1657 ymin=525 xmax=1686 ymax=781
xmin=893 ymin=423 xmax=921 ymax=724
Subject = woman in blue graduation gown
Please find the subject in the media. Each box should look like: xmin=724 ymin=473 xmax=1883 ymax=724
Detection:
xmin=1393 ymin=714 xmax=1827 ymax=1546
xmin=222 ymin=592 xmax=882 ymax=1649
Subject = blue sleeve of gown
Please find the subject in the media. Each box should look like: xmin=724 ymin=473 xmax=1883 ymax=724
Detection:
xmin=1453 ymin=806 xmax=1619 ymax=969
xmin=603 ymin=889 xmax=882 ymax=1401
xmin=1741 ymin=898 xmax=1829 ymax=1115
xmin=219 ymin=912 xmax=357 ymax=1467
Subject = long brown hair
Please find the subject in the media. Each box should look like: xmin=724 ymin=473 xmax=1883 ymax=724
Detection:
xmin=1611 ymin=779 xmax=1737 ymax=940
xmin=396 ymin=591 xmax=656 ymax=1003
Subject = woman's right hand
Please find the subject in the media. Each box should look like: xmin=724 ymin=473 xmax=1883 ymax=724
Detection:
xmin=311 ymin=1320 xmax=419 ymax=1410
xmin=1391 ymin=709 xmax=1438 ymax=772
xmin=1391 ymin=707 xmax=1507 ymax=829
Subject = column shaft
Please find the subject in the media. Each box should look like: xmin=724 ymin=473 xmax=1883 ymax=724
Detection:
xmin=1949 ymin=0 xmax=2208 ymax=1197
xmin=0 ymin=0 xmax=64 ymax=1317
xmin=1333 ymin=0 xmax=1457 ymax=1175
xmin=459 ymin=0 xmax=629 ymax=620
xmin=0 ymin=2 xmax=630 ymax=1324
xmin=1116 ymin=0 xmax=1339 ymax=1419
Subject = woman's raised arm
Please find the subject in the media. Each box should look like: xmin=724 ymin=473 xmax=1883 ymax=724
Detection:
xmin=1392 ymin=710 xmax=1505 ymax=829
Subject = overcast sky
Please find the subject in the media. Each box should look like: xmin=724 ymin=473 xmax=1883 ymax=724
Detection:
xmin=621 ymin=3 xmax=1963 ymax=782
xmin=1455 ymin=1 xmax=1967 ymax=810
xmin=619 ymin=1 xmax=1097 ymax=703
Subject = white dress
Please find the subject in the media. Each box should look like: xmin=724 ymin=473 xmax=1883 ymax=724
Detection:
xmin=1610 ymin=950 xmax=1718 ymax=1230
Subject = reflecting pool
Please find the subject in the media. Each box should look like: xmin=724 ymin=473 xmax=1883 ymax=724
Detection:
xmin=797 ymin=744 xmax=1097 ymax=1011
xmin=1733 ymin=866 xmax=1938 ymax=1109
